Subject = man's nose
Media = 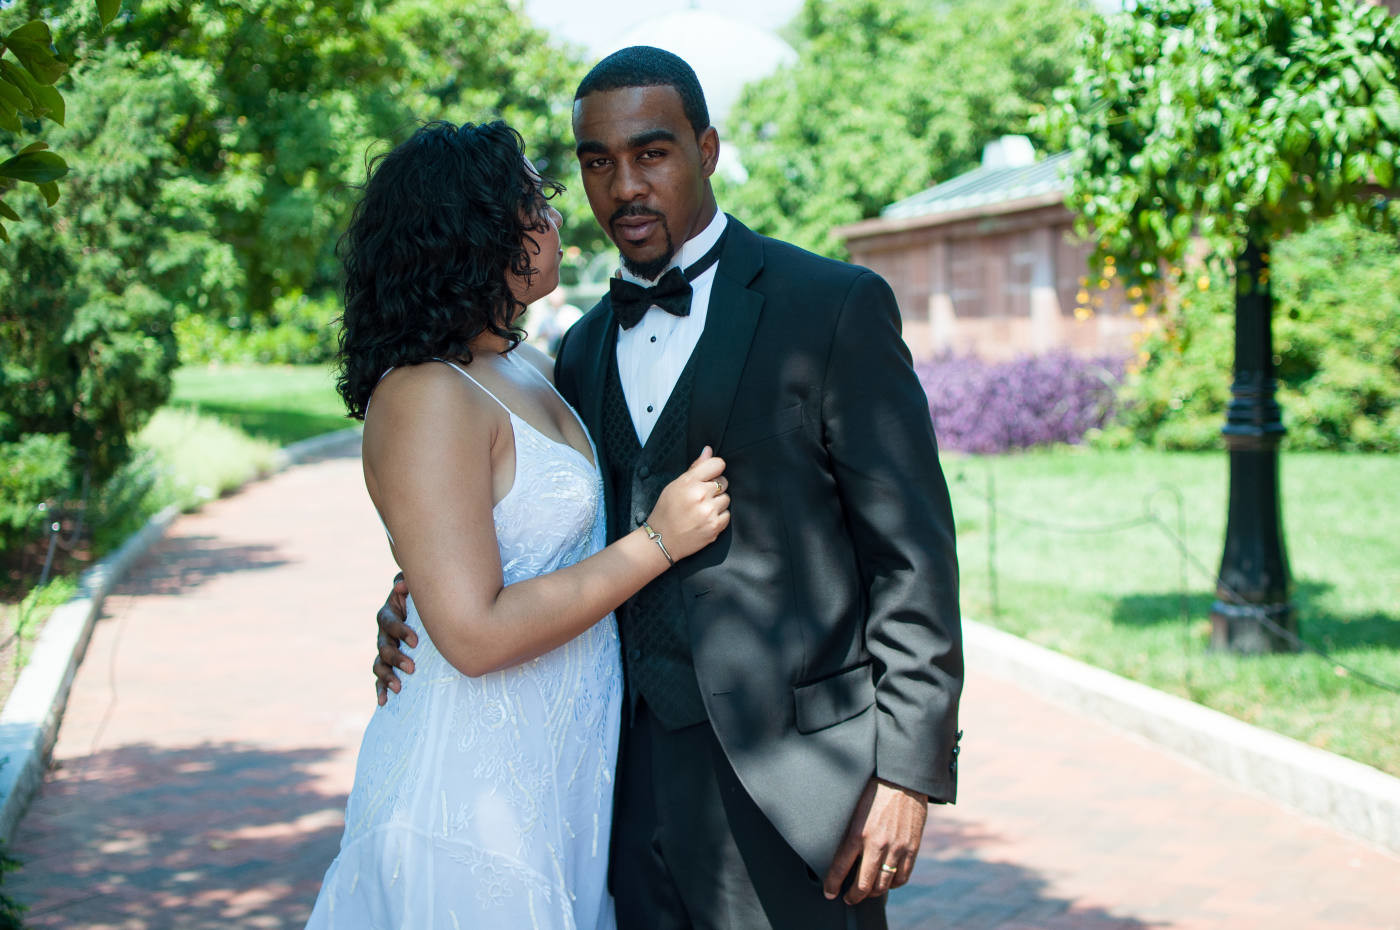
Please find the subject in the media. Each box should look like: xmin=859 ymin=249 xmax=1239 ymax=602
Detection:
xmin=612 ymin=161 xmax=647 ymax=201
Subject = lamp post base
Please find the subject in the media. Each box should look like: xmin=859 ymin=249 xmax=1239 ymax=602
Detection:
xmin=1209 ymin=599 xmax=1297 ymax=654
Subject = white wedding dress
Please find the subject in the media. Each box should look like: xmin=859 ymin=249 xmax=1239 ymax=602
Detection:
xmin=306 ymin=358 xmax=621 ymax=930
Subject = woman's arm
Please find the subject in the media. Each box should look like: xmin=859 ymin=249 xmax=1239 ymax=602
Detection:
xmin=363 ymin=364 xmax=728 ymax=678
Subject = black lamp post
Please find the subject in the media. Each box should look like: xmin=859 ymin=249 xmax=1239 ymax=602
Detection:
xmin=1209 ymin=231 xmax=1297 ymax=653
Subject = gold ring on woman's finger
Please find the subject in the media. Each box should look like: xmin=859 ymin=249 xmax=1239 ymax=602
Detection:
xmin=714 ymin=480 xmax=724 ymax=494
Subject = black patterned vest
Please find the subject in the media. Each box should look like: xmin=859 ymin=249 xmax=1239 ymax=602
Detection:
xmin=601 ymin=352 xmax=708 ymax=730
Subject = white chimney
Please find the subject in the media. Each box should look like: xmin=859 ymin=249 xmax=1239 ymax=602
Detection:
xmin=981 ymin=135 xmax=1036 ymax=169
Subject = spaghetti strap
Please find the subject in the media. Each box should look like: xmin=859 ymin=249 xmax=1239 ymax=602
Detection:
xmin=434 ymin=358 xmax=515 ymax=416
xmin=500 ymin=351 xmax=595 ymax=448
xmin=433 ymin=355 xmax=596 ymax=470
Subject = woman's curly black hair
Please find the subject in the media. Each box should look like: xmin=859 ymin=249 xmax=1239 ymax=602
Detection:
xmin=336 ymin=120 xmax=562 ymax=419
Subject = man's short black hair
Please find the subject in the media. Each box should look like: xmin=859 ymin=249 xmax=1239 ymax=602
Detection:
xmin=575 ymin=46 xmax=711 ymax=138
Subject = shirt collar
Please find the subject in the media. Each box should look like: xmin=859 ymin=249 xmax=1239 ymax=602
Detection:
xmin=618 ymin=210 xmax=728 ymax=285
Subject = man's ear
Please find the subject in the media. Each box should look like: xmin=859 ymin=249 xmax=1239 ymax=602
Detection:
xmin=698 ymin=126 xmax=720 ymax=179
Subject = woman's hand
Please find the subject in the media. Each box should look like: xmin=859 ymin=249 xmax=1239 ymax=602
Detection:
xmin=646 ymin=446 xmax=731 ymax=562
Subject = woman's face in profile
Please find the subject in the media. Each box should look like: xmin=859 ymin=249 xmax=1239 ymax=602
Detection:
xmin=511 ymin=158 xmax=564 ymax=307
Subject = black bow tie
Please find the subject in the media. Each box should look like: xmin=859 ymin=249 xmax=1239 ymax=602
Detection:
xmin=609 ymin=233 xmax=726 ymax=330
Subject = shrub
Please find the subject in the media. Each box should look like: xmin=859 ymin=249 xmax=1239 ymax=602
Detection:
xmin=917 ymin=352 xmax=1122 ymax=453
xmin=1105 ymin=215 xmax=1400 ymax=452
xmin=175 ymin=292 xmax=341 ymax=365
xmin=0 ymin=434 xmax=73 ymax=555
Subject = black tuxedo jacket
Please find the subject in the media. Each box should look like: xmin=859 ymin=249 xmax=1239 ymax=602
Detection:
xmin=554 ymin=216 xmax=962 ymax=875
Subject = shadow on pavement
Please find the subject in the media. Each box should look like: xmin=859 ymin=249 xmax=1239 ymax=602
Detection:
xmin=889 ymin=819 xmax=1166 ymax=930
xmin=11 ymin=743 xmax=1168 ymax=930
xmin=10 ymin=741 xmax=344 ymax=929
xmin=113 ymin=536 xmax=291 ymax=599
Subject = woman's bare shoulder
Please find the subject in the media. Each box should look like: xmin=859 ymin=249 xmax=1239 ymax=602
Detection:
xmin=364 ymin=361 xmax=496 ymax=440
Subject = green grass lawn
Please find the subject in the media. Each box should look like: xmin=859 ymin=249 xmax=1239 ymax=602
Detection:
xmin=169 ymin=364 xmax=350 ymax=446
xmin=946 ymin=448 xmax=1400 ymax=776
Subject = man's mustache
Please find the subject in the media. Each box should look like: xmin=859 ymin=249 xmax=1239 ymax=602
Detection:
xmin=609 ymin=205 xmax=666 ymax=227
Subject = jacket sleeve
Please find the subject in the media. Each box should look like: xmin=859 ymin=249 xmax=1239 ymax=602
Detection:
xmin=819 ymin=270 xmax=962 ymax=803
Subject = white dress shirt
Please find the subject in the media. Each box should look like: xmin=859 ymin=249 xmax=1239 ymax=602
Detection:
xmin=615 ymin=211 xmax=728 ymax=445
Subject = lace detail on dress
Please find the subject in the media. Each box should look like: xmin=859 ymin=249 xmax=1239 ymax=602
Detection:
xmin=306 ymin=359 xmax=620 ymax=930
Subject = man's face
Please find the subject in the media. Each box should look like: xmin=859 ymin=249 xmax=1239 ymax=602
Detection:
xmin=572 ymin=85 xmax=719 ymax=279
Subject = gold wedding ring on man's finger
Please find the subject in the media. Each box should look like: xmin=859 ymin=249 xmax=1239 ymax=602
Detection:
xmin=879 ymin=863 xmax=898 ymax=874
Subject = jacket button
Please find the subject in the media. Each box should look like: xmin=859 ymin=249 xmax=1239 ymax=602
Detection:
xmin=638 ymin=465 xmax=651 ymax=479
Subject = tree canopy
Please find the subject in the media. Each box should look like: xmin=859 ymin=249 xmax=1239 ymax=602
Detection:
xmin=720 ymin=0 xmax=1091 ymax=257
xmin=0 ymin=0 xmax=591 ymax=561
xmin=1042 ymin=0 xmax=1400 ymax=293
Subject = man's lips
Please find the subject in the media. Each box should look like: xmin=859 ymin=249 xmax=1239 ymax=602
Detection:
xmin=613 ymin=215 xmax=661 ymax=243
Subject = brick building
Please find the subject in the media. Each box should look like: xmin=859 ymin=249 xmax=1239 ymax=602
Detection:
xmin=835 ymin=138 xmax=1140 ymax=362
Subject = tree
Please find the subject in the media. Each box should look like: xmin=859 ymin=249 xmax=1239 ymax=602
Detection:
xmin=721 ymin=0 xmax=1091 ymax=257
xmin=78 ymin=0 xmax=590 ymax=322
xmin=1043 ymin=0 xmax=1400 ymax=652
xmin=1 ymin=0 xmax=590 ymax=565
xmin=0 ymin=45 xmax=191 ymax=558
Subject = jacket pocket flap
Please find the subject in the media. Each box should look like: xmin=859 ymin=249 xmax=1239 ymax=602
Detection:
xmin=724 ymin=403 xmax=804 ymax=452
xmin=793 ymin=662 xmax=875 ymax=734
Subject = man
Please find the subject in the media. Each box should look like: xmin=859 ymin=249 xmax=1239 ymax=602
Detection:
xmin=374 ymin=46 xmax=961 ymax=930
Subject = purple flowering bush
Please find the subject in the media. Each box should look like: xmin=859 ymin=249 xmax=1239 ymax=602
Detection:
xmin=916 ymin=352 xmax=1123 ymax=453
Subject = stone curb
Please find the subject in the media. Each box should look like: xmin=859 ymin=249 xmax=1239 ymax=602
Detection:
xmin=966 ymin=619 xmax=1400 ymax=856
xmin=0 ymin=426 xmax=362 ymax=843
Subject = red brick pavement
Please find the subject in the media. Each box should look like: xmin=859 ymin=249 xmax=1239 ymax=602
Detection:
xmin=8 ymin=446 xmax=1400 ymax=929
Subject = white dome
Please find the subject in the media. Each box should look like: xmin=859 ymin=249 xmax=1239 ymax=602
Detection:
xmin=600 ymin=10 xmax=796 ymax=126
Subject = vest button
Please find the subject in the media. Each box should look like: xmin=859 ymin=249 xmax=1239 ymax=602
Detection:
xmin=638 ymin=465 xmax=651 ymax=479
xmin=628 ymin=648 xmax=642 ymax=661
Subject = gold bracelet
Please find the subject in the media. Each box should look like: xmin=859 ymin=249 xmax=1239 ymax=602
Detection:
xmin=639 ymin=521 xmax=674 ymax=566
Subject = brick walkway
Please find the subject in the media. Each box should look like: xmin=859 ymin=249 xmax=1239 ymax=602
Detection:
xmin=8 ymin=446 xmax=1399 ymax=929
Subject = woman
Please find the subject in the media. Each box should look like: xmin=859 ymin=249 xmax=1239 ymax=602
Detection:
xmin=305 ymin=121 xmax=729 ymax=930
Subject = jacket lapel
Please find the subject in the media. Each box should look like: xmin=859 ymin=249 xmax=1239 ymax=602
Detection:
xmin=687 ymin=216 xmax=765 ymax=455
xmin=577 ymin=298 xmax=618 ymax=445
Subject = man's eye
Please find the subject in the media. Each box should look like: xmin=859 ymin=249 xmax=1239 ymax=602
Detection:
xmin=585 ymin=158 xmax=610 ymax=170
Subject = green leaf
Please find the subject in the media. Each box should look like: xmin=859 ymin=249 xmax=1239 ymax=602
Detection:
xmin=0 ymin=198 xmax=18 ymax=221
xmin=0 ymin=75 xmax=27 ymax=112
xmin=31 ymin=81 xmax=64 ymax=126
xmin=16 ymin=141 xmax=49 ymax=155
xmin=0 ymin=61 xmax=66 ymax=125
xmin=0 ymin=107 xmax=19 ymax=133
xmin=1374 ymin=155 xmax=1395 ymax=189
xmin=3 ymin=21 xmax=69 ymax=86
xmin=37 ymin=180 xmax=59 ymax=206
xmin=0 ymin=63 xmax=40 ymax=113
xmin=97 ymin=0 xmax=122 ymax=28
xmin=0 ymin=221 xmax=9 ymax=243
xmin=1375 ymin=92 xmax=1400 ymax=134
xmin=0 ymin=151 xmax=68 ymax=184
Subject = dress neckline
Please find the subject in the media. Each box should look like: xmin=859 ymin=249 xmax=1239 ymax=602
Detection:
xmin=439 ymin=354 xmax=597 ymax=471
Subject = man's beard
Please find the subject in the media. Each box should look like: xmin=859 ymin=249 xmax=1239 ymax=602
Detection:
xmin=611 ymin=207 xmax=675 ymax=280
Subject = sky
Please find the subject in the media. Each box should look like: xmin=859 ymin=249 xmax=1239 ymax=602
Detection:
xmin=521 ymin=0 xmax=805 ymax=56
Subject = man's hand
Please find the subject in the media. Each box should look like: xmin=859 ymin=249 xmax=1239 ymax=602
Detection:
xmin=373 ymin=574 xmax=417 ymax=706
xmin=822 ymin=777 xmax=929 ymax=904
